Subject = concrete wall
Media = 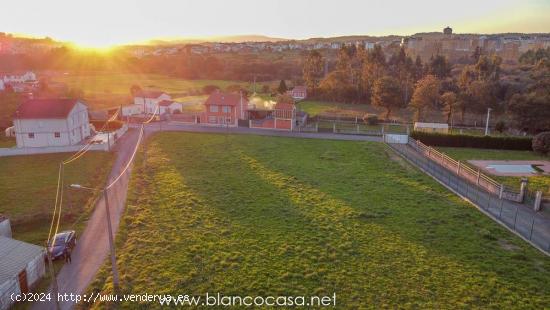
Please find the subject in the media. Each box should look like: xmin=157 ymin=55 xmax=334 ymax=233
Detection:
xmin=0 ymin=219 xmax=11 ymax=238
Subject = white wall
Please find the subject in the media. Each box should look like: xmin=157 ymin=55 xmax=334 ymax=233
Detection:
xmin=133 ymin=94 xmax=171 ymax=114
xmin=14 ymin=102 xmax=90 ymax=148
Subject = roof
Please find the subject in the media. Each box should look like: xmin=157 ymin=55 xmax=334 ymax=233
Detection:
xmin=135 ymin=90 xmax=167 ymax=99
xmin=14 ymin=99 xmax=83 ymax=120
xmin=0 ymin=236 xmax=44 ymax=283
xmin=274 ymin=102 xmax=295 ymax=110
xmin=205 ymin=92 xmax=244 ymax=106
xmin=292 ymin=86 xmax=307 ymax=92
xmin=158 ymin=100 xmax=175 ymax=107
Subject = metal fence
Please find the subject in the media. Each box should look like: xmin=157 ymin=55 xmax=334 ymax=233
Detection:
xmin=386 ymin=136 xmax=550 ymax=254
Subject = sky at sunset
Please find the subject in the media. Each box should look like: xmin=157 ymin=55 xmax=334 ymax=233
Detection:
xmin=0 ymin=0 xmax=549 ymax=47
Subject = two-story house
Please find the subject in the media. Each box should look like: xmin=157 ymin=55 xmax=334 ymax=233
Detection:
xmin=13 ymin=99 xmax=91 ymax=148
xmin=201 ymin=91 xmax=248 ymax=127
xmin=133 ymin=90 xmax=172 ymax=114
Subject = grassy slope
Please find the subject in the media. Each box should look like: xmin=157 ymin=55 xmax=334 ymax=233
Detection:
xmin=439 ymin=147 xmax=550 ymax=194
xmin=90 ymin=133 xmax=549 ymax=308
xmin=0 ymin=152 xmax=114 ymax=244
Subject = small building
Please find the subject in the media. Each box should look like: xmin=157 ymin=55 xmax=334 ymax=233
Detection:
xmin=121 ymin=104 xmax=144 ymax=117
xmin=287 ymin=86 xmax=307 ymax=101
xmin=249 ymin=102 xmax=296 ymax=131
xmin=133 ymin=90 xmax=171 ymax=114
xmin=201 ymin=91 xmax=248 ymax=127
xmin=414 ymin=122 xmax=449 ymax=133
xmin=0 ymin=230 xmax=46 ymax=310
xmin=158 ymin=100 xmax=183 ymax=115
xmin=443 ymin=26 xmax=453 ymax=35
xmin=13 ymin=99 xmax=91 ymax=148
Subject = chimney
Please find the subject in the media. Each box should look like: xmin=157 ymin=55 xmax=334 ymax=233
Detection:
xmin=0 ymin=215 xmax=12 ymax=238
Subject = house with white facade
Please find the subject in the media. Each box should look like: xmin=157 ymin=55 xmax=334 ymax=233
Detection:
xmin=124 ymin=90 xmax=183 ymax=117
xmin=13 ymin=99 xmax=91 ymax=148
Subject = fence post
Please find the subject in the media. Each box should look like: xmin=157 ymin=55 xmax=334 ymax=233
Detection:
xmin=499 ymin=184 xmax=504 ymax=199
xmin=533 ymin=191 xmax=543 ymax=212
xmin=356 ymin=124 xmax=359 ymax=133
xmin=381 ymin=125 xmax=385 ymax=136
xmin=456 ymin=161 xmax=460 ymax=175
xmin=333 ymin=122 xmax=336 ymax=133
xmin=519 ymin=178 xmax=528 ymax=203
xmin=476 ymin=169 xmax=481 ymax=185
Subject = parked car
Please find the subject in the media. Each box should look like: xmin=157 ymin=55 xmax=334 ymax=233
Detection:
xmin=47 ymin=230 xmax=77 ymax=260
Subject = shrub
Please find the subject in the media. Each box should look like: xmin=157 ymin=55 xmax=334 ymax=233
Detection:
xmin=532 ymin=132 xmax=550 ymax=154
xmin=495 ymin=121 xmax=507 ymax=133
xmin=410 ymin=131 xmax=532 ymax=150
xmin=90 ymin=119 xmax=124 ymax=132
xmin=363 ymin=114 xmax=379 ymax=126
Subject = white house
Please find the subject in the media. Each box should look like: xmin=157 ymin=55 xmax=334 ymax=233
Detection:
xmin=287 ymin=86 xmax=307 ymax=101
xmin=1 ymin=71 xmax=37 ymax=83
xmin=133 ymin=90 xmax=171 ymax=114
xmin=158 ymin=100 xmax=183 ymax=115
xmin=13 ymin=99 xmax=91 ymax=148
xmin=121 ymin=104 xmax=144 ymax=117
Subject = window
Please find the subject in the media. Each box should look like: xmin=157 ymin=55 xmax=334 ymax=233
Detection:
xmin=209 ymin=105 xmax=218 ymax=112
xmin=222 ymin=106 xmax=231 ymax=113
xmin=225 ymin=117 xmax=232 ymax=124
xmin=208 ymin=116 xmax=217 ymax=123
xmin=28 ymin=133 xmax=35 ymax=139
xmin=54 ymin=132 xmax=61 ymax=138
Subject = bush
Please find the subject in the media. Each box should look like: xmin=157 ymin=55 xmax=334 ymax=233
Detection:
xmin=90 ymin=119 xmax=124 ymax=132
xmin=410 ymin=131 xmax=533 ymax=150
xmin=495 ymin=121 xmax=507 ymax=133
xmin=363 ymin=114 xmax=379 ymax=126
xmin=532 ymin=132 xmax=550 ymax=154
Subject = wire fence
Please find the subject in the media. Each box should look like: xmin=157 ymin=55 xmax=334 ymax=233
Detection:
xmin=386 ymin=135 xmax=550 ymax=254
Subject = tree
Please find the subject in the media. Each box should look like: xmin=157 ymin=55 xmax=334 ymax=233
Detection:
xmin=277 ymin=80 xmax=288 ymax=94
xmin=371 ymin=76 xmax=403 ymax=119
xmin=410 ymin=75 xmax=440 ymax=121
xmin=302 ymin=50 xmax=324 ymax=96
xmin=276 ymin=93 xmax=294 ymax=104
xmin=202 ymin=84 xmax=220 ymax=95
xmin=318 ymin=70 xmax=355 ymax=102
xmin=440 ymin=91 xmax=458 ymax=124
xmin=428 ymin=55 xmax=451 ymax=78
xmin=507 ymin=92 xmax=550 ymax=133
xmin=261 ymin=84 xmax=270 ymax=93
xmin=362 ymin=45 xmax=387 ymax=103
xmin=130 ymin=84 xmax=142 ymax=97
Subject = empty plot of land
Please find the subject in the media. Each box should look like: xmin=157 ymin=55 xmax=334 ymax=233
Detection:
xmin=90 ymin=133 xmax=550 ymax=308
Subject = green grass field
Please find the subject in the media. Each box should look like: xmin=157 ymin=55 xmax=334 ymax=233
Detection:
xmin=89 ymin=133 xmax=550 ymax=308
xmin=0 ymin=152 xmax=114 ymax=244
xmin=438 ymin=147 xmax=550 ymax=194
xmin=48 ymin=73 xmax=255 ymax=110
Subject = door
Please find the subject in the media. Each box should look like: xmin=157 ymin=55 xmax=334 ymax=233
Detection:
xmin=18 ymin=269 xmax=29 ymax=293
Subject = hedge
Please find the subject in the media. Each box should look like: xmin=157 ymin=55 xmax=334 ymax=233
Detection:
xmin=410 ymin=131 xmax=533 ymax=150
xmin=90 ymin=119 xmax=124 ymax=132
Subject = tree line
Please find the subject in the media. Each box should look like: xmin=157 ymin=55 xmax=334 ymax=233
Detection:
xmin=302 ymin=45 xmax=550 ymax=132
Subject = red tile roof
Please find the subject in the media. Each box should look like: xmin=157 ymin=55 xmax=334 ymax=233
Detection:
xmin=205 ymin=92 xmax=244 ymax=106
xmin=14 ymin=99 xmax=84 ymax=119
xmin=136 ymin=90 xmax=167 ymax=99
xmin=158 ymin=100 xmax=174 ymax=107
xmin=274 ymin=102 xmax=295 ymax=110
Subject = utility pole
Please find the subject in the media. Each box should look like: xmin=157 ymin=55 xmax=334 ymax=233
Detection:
xmin=46 ymin=246 xmax=60 ymax=310
xmin=484 ymin=108 xmax=492 ymax=136
xmin=103 ymin=188 xmax=120 ymax=293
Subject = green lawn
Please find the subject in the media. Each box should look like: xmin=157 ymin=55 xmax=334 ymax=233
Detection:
xmin=438 ymin=147 xmax=550 ymax=194
xmin=89 ymin=132 xmax=550 ymax=308
xmin=0 ymin=152 xmax=114 ymax=245
xmin=49 ymin=73 xmax=253 ymax=110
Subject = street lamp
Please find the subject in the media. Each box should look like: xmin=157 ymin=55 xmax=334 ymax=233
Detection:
xmin=70 ymin=184 xmax=120 ymax=292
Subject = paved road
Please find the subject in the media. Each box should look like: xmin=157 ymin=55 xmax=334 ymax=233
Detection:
xmin=32 ymin=129 xmax=140 ymax=310
xmin=32 ymin=123 xmax=380 ymax=309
